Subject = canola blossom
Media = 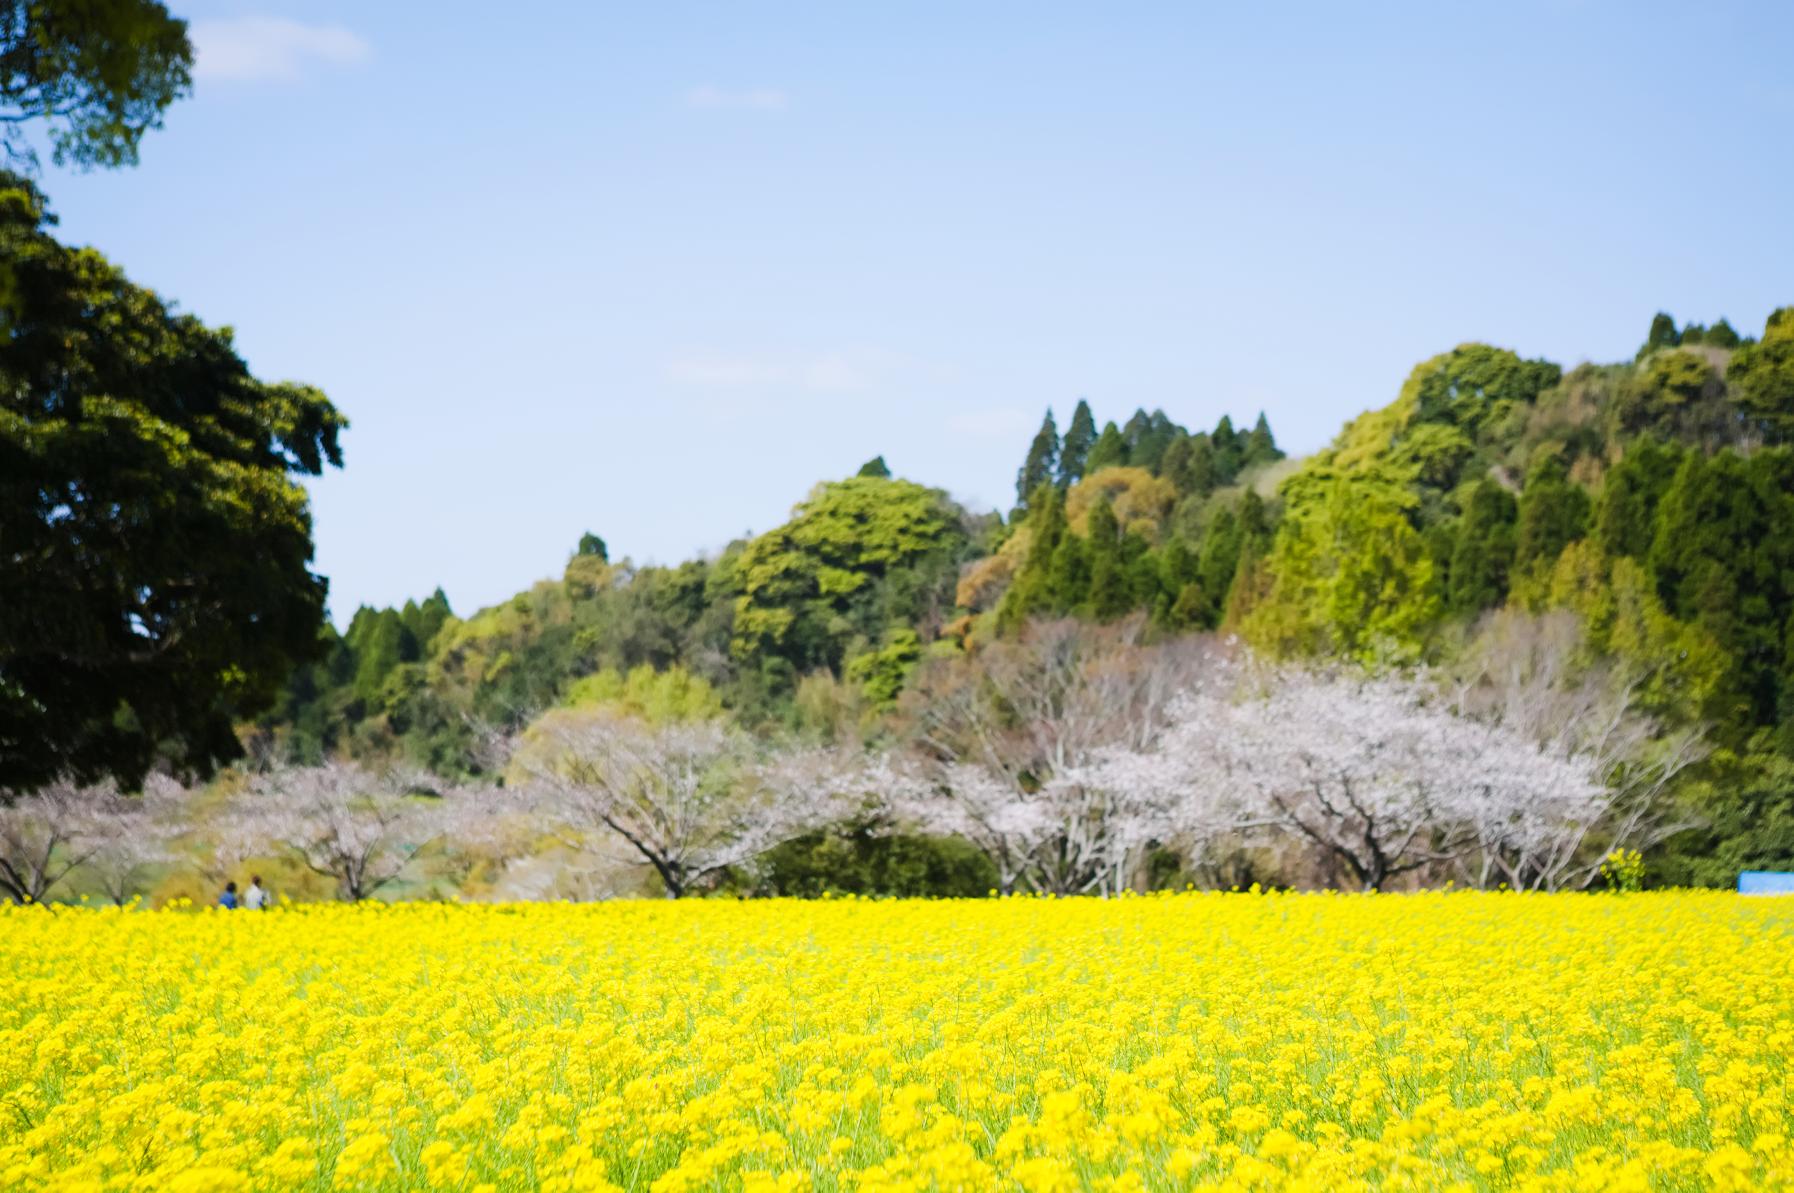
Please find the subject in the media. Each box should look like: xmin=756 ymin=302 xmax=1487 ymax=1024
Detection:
xmin=3 ymin=893 xmax=1792 ymax=1192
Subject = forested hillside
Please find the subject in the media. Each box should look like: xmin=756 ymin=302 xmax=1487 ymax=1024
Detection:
xmin=255 ymin=308 xmax=1794 ymax=886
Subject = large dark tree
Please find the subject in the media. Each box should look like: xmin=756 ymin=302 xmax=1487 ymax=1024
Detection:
xmin=1 ymin=176 xmax=346 ymax=792
xmin=1 ymin=1 xmax=191 ymax=170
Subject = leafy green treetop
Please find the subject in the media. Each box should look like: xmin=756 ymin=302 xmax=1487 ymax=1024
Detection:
xmin=1728 ymin=307 xmax=1794 ymax=439
xmin=856 ymin=455 xmax=892 ymax=478
xmin=731 ymin=476 xmax=962 ymax=675
xmin=0 ymin=1 xmax=192 ymax=170
xmin=576 ymin=531 xmax=609 ymax=561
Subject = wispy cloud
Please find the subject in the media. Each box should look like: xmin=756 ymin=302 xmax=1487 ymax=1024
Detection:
xmin=685 ymin=86 xmax=789 ymax=112
xmin=192 ymin=17 xmax=371 ymax=82
xmin=947 ymin=408 xmax=1036 ymax=437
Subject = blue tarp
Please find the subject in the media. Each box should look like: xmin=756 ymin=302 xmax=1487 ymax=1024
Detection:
xmin=1738 ymin=871 xmax=1794 ymax=895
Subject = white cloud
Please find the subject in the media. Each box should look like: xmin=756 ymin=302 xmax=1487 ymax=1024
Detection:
xmin=685 ymin=86 xmax=789 ymax=112
xmin=192 ymin=17 xmax=370 ymax=82
xmin=946 ymin=408 xmax=1036 ymax=437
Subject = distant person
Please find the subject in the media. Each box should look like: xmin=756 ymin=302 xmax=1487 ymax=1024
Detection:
xmin=218 ymin=881 xmax=238 ymax=909
xmin=244 ymin=876 xmax=270 ymax=910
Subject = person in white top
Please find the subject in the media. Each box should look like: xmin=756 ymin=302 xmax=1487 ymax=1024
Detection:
xmin=243 ymin=875 xmax=271 ymax=910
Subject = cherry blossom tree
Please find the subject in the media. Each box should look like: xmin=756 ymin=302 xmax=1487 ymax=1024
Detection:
xmin=1449 ymin=611 xmax=1707 ymax=890
xmin=513 ymin=709 xmax=853 ymax=898
xmin=1110 ymin=662 xmax=1616 ymax=891
xmin=226 ymin=763 xmax=470 ymax=901
xmin=893 ymin=619 xmax=1215 ymax=894
xmin=0 ymin=780 xmax=116 ymax=903
xmin=82 ymin=775 xmax=185 ymax=905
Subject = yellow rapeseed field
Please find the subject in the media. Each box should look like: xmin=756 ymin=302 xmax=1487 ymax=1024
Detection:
xmin=3 ymin=893 xmax=1791 ymax=1193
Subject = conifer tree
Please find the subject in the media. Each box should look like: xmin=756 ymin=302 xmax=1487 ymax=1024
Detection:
xmin=1167 ymin=581 xmax=1213 ymax=630
xmin=1243 ymin=412 xmax=1283 ymax=466
xmin=1638 ymin=312 xmax=1680 ymax=360
xmin=1126 ymin=410 xmax=1179 ymax=474
xmin=1514 ymin=458 xmax=1590 ymax=572
xmin=1211 ymin=415 xmax=1243 ymax=481
xmin=1648 ymin=449 xmax=1794 ymax=727
xmin=1124 ymin=533 xmax=1162 ymax=609
xmin=1595 ymin=438 xmax=1681 ymax=560
xmin=1706 ymin=318 xmax=1742 ymax=350
xmin=1198 ymin=507 xmax=1242 ymax=615
xmin=1237 ymin=489 xmax=1271 ymax=543
xmin=1058 ymin=400 xmax=1097 ymax=486
xmin=1046 ymin=533 xmax=1091 ymax=613
xmin=857 ymin=456 xmax=892 ymax=478
xmin=1186 ymin=435 xmax=1217 ymax=497
xmin=1447 ymin=480 xmax=1518 ymax=613
xmin=1085 ymin=421 xmax=1128 ymax=473
xmin=347 ymin=609 xmax=416 ymax=708
xmin=1084 ymin=498 xmax=1131 ymax=620
xmin=997 ymin=484 xmax=1067 ymax=631
xmin=408 ymin=588 xmax=454 ymax=652
xmin=1158 ymin=435 xmax=1195 ymax=494
xmin=1015 ymin=411 xmax=1060 ymax=509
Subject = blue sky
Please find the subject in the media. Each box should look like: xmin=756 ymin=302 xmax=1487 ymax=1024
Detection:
xmin=35 ymin=0 xmax=1794 ymax=623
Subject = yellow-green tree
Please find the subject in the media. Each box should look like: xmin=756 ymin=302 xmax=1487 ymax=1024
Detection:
xmin=1240 ymin=479 xmax=1441 ymax=662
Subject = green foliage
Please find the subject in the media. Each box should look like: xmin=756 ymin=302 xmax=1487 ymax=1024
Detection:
xmin=1637 ymin=310 xmax=1751 ymax=360
xmin=1638 ymin=312 xmax=1680 ymax=360
xmin=0 ymin=1 xmax=191 ymax=171
xmin=576 ymin=531 xmax=609 ymax=560
xmin=1244 ymin=412 xmax=1282 ymax=466
xmin=1057 ymin=399 xmax=1096 ymax=486
xmin=0 ymin=174 xmax=345 ymax=792
xmin=563 ymin=663 xmax=724 ymax=723
xmin=1083 ymin=498 xmax=1131 ymax=621
xmin=1595 ymin=439 xmax=1682 ymax=560
xmin=1647 ymin=448 xmax=1794 ymax=729
xmin=226 ymin=304 xmax=1794 ymax=892
xmin=1447 ymin=480 xmax=1517 ymax=613
xmin=1727 ymin=308 xmax=1794 ymax=438
xmin=1240 ymin=479 xmax=1440 ymax=662
xmin=731 ymin=476 xmax=965 ymax=681
xmin=1599 ymin=849 xmax=1645 ymax=892
xmin=1015 ymin=410 xmax=1059 ymax=509
xmin=855 ymin=456 xmax=891 ymax=479
xmin=1085 ymin=421 xmax=1128 ymax=472
xmin=1656 ymin=742 xmax=1794 ymax=888
xmin=998 ymin=484 xmax=1068 ymax=631
xmin=844 ymin=628 xmax=922 ymax=707
xmin=1514 ymin=457 xmax=1591 ymax=572
xmin=750 ymin=821 xmax=998 ymax=897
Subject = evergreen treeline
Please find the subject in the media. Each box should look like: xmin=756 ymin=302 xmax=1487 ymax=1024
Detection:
xmin=259 ymin=308 xmax=1794 ymax=886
